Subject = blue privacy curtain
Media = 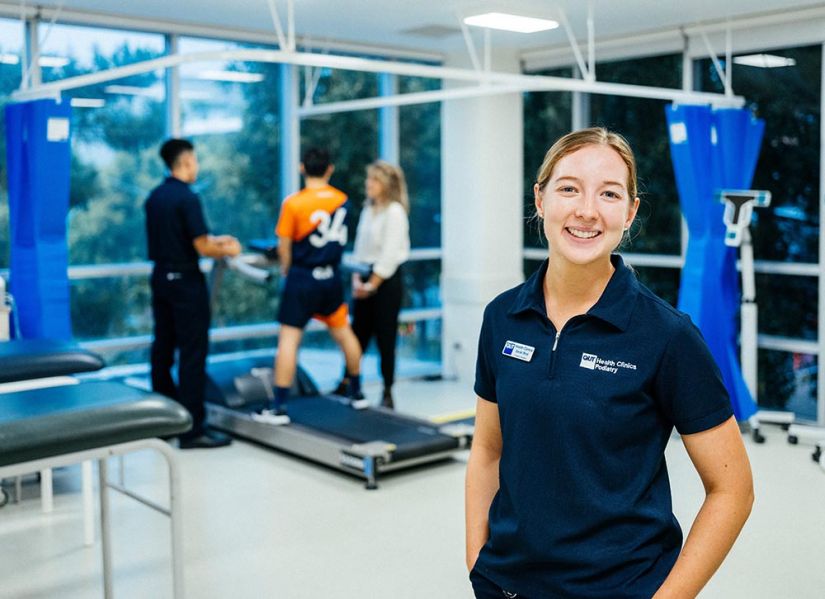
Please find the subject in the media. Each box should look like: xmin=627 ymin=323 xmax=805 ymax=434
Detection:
xmin=665 ymin=105 xmax=764 ymax=421
xmin=4 ymin=99 xmax=73 ymax=339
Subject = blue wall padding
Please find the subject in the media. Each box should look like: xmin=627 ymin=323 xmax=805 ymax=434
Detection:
xmin=4 ymin=99 xmax=73 ymax=339
xmin=665 ymin=105 xmax=764 ymax=421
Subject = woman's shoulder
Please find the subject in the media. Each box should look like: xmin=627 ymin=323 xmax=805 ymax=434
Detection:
xmin=483 ymin=280 xmax=529 ymax=319
xmin=385 ymin=201 xmax=408 ymax=218
xmin=634 ymin=282 xmax=694 ymax=334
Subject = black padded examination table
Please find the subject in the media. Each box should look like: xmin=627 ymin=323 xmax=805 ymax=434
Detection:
xmin=0 ymin=380 xmax=191 ymax=598
xmin=0 ymin=338 xmax=104 ymax=383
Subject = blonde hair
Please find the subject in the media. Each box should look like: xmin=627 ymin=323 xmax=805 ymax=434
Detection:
xmin=367 ymin=160 xmax=409 ymax=213
xmin=536 ymin=127 xmax=638 ymax=200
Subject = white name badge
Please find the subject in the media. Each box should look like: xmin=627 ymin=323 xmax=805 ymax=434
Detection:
xmin=502 ymin=340 xmax=535 ymax=362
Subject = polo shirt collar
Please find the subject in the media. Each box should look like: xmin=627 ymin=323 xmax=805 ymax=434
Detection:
xmin=508 ymin=254 xmax=639 ymax=331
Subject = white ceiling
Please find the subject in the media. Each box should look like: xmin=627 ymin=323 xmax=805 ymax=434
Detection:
xmin=16 ymin=0 xmax=825 ymax=57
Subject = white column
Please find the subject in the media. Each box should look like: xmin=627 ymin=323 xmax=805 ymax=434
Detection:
xmin=441 ymin=51 xmax=524 ymax=382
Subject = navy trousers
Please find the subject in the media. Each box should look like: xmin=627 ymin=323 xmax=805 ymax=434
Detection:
xmin=150 ymin=267 xmax=210 ymax=433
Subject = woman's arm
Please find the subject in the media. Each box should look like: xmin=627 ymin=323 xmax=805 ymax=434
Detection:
xmin=370 ymin=205 xmax=409 ymax=284
xmin=654 ymin=416 xmax=754 ymax=598
xmin=465 ymin=396 xmax=503 ymax=571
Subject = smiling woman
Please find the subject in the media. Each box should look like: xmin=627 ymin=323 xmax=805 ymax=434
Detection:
xmin=534 ymin=129 xmax=639 ymax=272
xmin=465 ymin=127 xmax=754 ymax=599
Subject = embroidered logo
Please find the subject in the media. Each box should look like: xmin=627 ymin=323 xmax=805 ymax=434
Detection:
xmin=502 ymin=341 xmax=535 ymax=362
xmin=579 ymin=352 xmax=637 ymax=374
xmin=579 ymin=353 xmax=597 ymax=369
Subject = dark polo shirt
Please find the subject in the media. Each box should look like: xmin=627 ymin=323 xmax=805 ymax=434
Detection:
xmin=473 ymin=254 xmax=733 ymax=599
xmin=145 ymin=177 xmax=208 ymax=268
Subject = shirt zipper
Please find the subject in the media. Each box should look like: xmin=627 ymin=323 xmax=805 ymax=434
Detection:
xmin=548 ymin=329 xmax=561 ymax=379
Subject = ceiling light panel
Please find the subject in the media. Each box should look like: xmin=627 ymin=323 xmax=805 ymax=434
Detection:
xmin=196 ymin=70 xmax=264 ymax=83
xmin=733 ymin=54 xmax=796 ymax=68
xmin=463 ymin=12 xmax=559 ymax=34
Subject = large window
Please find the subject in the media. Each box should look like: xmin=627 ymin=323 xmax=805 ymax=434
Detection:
xmin=0 ymin=17 xmax=24 ymax=269
xmin=179 ymin=37 xmax=282 ymax=331
xmin=36 ymin=24 xmax=167 ymax=340
xmin=591 ymin=53 xmax=683 ymax=256
xmin=523 ymin=67 xmax=573 ymax=249
xmin=696 ymin=45 xmax=821 ymax=419
xmin=399 ymin=76 xmax=442 ymax=360
xmin=696 ymin=45 xmax=821 ymax=264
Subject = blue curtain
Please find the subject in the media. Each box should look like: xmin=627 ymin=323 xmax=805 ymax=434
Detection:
xmin=665 ymin=104 xmax=765 ymax=421
xmin=4 ymin=99 xmax=73 ymax=339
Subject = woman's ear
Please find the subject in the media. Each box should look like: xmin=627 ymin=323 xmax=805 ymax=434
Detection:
xmin=625 ymin=196 xmax=640 ymax=229
xmin=534 ymin=183 xmax=544 ymax=219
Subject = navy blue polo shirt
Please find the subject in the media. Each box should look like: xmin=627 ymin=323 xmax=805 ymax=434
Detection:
xmin=145 ymin=177 xmax=209 ymax=267
xmin=473 ymin=255 xmax=733 ymax=599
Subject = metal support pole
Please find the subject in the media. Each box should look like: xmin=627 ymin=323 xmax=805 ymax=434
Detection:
xmin=740 ymin=228 xmax=758 ymax=398
xmin=40 ymin=468 xmax=52 ymax=513
xmin=83 ymin=460 xmax=94 ymax=546
xmin=379 ymin=73 xmax=399 ymax=164
xmin=681 ymin=34 xmax=692 ymax=259
xmin=586 ymin=3 xmax=595 ymax=82
xmin=99 ymin=458 xmax=114 ymax=599
xmin=458 ymin=15 xmax=482 ymax=72
xmin=23 ymin=17 xmax=40 ymax=89
xmin=165 ymin=34 xmax=180 ymax=138
xmin=280 ymin=63 xmax=300 ymax=200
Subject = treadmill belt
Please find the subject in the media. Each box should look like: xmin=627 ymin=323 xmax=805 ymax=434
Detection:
xmin=248 ymin=395 xmax=459 ymax=461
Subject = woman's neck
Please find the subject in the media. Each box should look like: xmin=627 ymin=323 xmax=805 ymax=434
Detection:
xmin=543 ymin=256 xmax=615 ymax=329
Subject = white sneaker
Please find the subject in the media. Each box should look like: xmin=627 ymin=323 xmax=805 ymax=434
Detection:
xmin=349 ymin=398 xmax=369 ymax=410
xmin=251 ymin=408 xmax=291 ymax=426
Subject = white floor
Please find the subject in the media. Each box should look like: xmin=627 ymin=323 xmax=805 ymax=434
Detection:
xmin=2 ymin=377 xmax=824 ymax=599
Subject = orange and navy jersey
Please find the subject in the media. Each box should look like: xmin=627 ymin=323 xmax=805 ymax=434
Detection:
xmin=275 ymin=185 xmax=349 ymax=268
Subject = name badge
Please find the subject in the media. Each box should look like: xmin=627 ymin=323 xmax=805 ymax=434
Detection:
xmin=502 ymin=340 xmax=535 ymax=362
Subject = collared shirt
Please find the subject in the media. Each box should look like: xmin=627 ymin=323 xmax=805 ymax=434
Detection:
xmin=474 ymin=254 xmax=733 ymax=599
xmin=145 ymin=177 xmax=209 ymax=267
xmin=351 ymin=201 xmax=410 ymax=279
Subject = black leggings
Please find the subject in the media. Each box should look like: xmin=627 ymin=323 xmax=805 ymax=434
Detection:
xmin=352 ymin=268 xmax=403 ymax=390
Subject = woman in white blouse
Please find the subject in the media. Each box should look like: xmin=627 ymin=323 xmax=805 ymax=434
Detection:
xmin=346 ymin=161 xmax=410 ymax=409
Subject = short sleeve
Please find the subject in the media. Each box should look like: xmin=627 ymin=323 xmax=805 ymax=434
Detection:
xmin=182 ymin=193 xmax=209 ymax=240
xmin=653 ymin=315 xmax=733 ymax=435
xmin=275 ymin=199 xmax=295 ymax=239
xmin=474 ymin=304 xmax=497 ymax=403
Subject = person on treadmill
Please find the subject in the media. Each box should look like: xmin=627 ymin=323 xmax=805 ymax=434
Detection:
xmin=253 ymin=148 xmax=364 ymax=425
xmin=145 ymin=138 xmax=242 ymax=449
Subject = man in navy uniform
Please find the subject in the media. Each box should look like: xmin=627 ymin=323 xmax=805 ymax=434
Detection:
xmin=145 ymin=139 xmax=241 ymax=449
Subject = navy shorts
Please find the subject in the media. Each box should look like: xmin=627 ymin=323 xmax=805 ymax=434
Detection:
xmin=470 ymin=566 xmax=524 ymax=599
xmin=277 ymin=265 xmax=347 ymax=329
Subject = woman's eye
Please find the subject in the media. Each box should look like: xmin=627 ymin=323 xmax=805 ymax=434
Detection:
xmin=603 ymin=190 xmax=622 ymax=200
xmin=559 ymin=186 xmax=576 ymax=193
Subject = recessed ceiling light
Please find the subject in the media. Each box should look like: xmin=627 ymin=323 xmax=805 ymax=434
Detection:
xmin=733 ymin=54 xmax=796 ymax=68
xmin=103 ymin=84 xmax=162 ymax=98
xmin=196 ymin=70 xmax=264 ymax=83
xmin=70 ymin=98 xmax=105 ymax=108
xmin=463 ymin=12 xmax=559 ymax=34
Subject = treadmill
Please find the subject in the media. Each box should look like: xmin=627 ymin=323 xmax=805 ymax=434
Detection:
xmin=204 ymin=355 xmax=472 ymax=489
xmin=205 ymin=244 xmax=473 ymax=488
